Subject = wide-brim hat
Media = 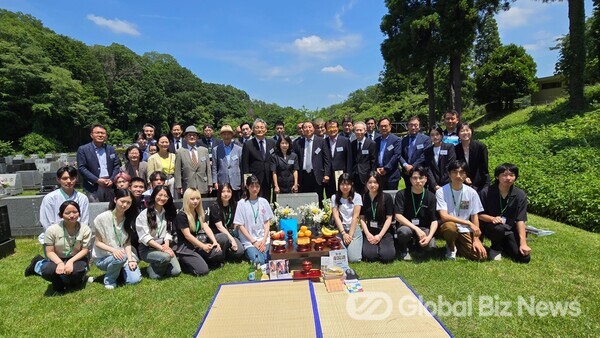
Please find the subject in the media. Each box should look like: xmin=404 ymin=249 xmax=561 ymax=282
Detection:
xmin=184 ymin=126 xmax=199 ymax=136
xmin=219 ymin=125 xmax=235 ymax=135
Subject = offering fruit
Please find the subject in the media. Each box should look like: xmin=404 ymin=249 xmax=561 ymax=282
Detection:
xmin=311 ymin=238 xmax=326 ymax=244
xmin=272 ymin=240 xmax=286 ymax=246
xmin=297 ymin=237 xmax=311 ymax=245
xmin=270 ymin=230 xmax=285 ymax=240
xmin=298 ymin=226 xmax=312 ymax=239
xmin=321 ymin=226 xmax=339 ymax=237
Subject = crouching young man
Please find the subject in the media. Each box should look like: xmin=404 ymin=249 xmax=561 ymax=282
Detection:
xmin=478 ymin=163 xmax=531 ymax=263
xmin=394 ymin=166 xmax=438 ymax=261
xmin=436 ymin=160 xmax=487 ymax=261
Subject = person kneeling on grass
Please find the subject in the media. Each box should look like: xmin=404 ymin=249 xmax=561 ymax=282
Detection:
xmin=234 ymin=175 xmax=274 ymax=265
xmin=360 ymin=171 xmax=395 ymax=263
xmin=478 ymin=163 xmax=531 ymax=263
xmin=394 ymin=166 xmax=438 ymax=261
xmin=136 ymin=185 xmax=181 ymax=279
xmin=331 ymin=173 xmax=363 ymax=262
xmin=92 ymin=189 xmax=142 ymax=289
xmin=173 ymin=188 xmax=225 ymax=276
xmin=436 ymin=160 xmax=487 ymax=261
xmin=208 ymin=183 xmax=245 ymax=261
xmin=40 ymin=201 xmax=92 ymax=293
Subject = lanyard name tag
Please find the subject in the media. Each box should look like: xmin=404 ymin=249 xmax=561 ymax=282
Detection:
xmin=500 ymin=216 xmax=507 ymax=224
xmin=411 ymin=218 xmax=420 ymax=226
xmin=387 ymin=145 xmax=394 ymax=151
xmin=440 ymin=150 xmax=448 ymax=155
xmin=362 ymin=149 xmax=369 ymax=155
xmin=269 ymin=148 xmax=274 ymax=154
xmin=201 ymin=156 xmax=207 ymax=161
xmin=369 ymin=221 xmax=380 ymax=228
xmin=416 ymin=144 xmax=424 ymax=149
xmin=287 ymin=159 xmax=295 ymax=165
xmin=336 ymin=147 xmax=343 ymax=152
xmin=231 ymin=155 xmax=238 ymax=161
xmin=315 ymin=147 xmax=321 ymax=154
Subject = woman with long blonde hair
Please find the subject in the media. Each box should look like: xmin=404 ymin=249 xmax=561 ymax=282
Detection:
xmin=173 ymin=188 xmax=225 ymax=275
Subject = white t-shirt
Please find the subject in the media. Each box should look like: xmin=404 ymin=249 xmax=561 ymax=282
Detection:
xmin=331 ymin=194 xmax=363 ymax=228
xmin=436 ymin=184 xmax=483 ymax=233
xmin=234 ymin=197 xmax=274 ymax=249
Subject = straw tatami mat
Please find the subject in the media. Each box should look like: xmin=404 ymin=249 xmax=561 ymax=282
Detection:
xmin=196 ymin=280 xmax=317 ymax=338
xmin=312 ymin=277 xmax=451 ymax=338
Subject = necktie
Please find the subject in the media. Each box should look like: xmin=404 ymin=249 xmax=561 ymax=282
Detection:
xmin=368 ymin=134 xmax=372 ymax=140
xmin=408 ymin=136 xmax=415 ymax=161
xmin=259 ymin=140 xmax=265 ymax=160
xmin=358 ymin=141 xmax=362 ymax=152
xmin=191 ymin=147 xmax=198 ymax=168
xmin=304 ymin=139 xmax=313 ymax=172
xmin=175 ymin=140 xmax=180 ymax=150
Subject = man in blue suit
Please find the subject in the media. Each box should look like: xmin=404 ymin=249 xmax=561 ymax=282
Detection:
xmin=400 ymin=116 xmax=431 ymax=187
xmin=375 ymin=117 xmax=402 ymax=190
xmin=76 ymin=124 xmax=121 ymax=202
xmin=212 ymin=125 xmax=243 ymax=201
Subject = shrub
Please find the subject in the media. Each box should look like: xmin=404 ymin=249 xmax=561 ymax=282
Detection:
xmin=0 ymin=140 xmax=15 ymax=157
xmin=19 ymin=133 xmax=62 ymax=156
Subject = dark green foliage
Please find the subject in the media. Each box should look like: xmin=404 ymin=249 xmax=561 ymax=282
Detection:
xmin=19 ymin=132 xmax=62 ymax=156
xmin=475 ymin=44 xmax=537 ymax=110
xmin=0 ymin=140 xmax=14 ymax=156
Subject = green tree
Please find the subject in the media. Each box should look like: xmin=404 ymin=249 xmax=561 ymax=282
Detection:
xmin=475 ymin=44 xmax=537 ymax=110
xmin=474 ymin=12 xmax=501 ymax=67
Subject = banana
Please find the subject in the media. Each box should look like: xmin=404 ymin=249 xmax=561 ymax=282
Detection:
xmin=321 ymin=226 xmax=338 ymax=236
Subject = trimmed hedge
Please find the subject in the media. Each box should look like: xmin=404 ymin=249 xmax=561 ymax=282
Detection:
xmin=479 ymin=96 xmax=600 ymax=232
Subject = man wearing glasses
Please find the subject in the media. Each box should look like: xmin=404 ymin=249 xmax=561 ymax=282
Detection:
xmin=175 ymin=126 xmax=213 ymax=198
xmin=400 ymin=116 xmax=431 ymax=187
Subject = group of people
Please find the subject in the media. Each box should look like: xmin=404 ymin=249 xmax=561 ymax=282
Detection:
xmin=25 ymin=111 xmax=532 ymax=294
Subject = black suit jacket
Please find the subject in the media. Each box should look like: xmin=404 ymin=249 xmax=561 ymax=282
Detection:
xmin=351 ymin=138 xmax=377 ymax=184
xmin=326 ymin=135 xmax=353 ymax=174
xmin=168 ymin=137 xmax=187 ymax=154
xmin=400 ymin=133 xmax=431 ymax=167
xmin=293 ymin=136 xmax=331 ymax=184
xmin=455 ymin=140 xmax=490 ymax=191
xmin=424 ymin=143 xmax=456 ymax=191
xmin=242 ymin=137 xmax=276 ymax=186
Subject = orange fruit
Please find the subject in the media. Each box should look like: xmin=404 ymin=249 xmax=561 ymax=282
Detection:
xmin=298 ymin=231 xmax=305 ymax=237
xmin=300 ymin=226 xmax=308 ymax=231
xmin=304 ymin=230 xmax=312 ymax=237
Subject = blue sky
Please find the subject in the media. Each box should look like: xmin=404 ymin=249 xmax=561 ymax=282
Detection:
xmin=0 ymin=0 xmax=592 ymax=110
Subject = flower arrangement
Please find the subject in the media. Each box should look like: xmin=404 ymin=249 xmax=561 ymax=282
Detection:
xmin=270 ymin=202 xmax=298 ymax=227
xmin=297 ymin=202 xmax=326 ymax=225
xmin=320 ymin=198 xmax=333 ymax=229
xmin=0 ymin=178 xmax=9 ymax=188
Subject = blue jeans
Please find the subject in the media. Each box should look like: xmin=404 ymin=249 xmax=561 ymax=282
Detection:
xmin=338 ymin=225 xmax=363 ymax=262
xmin=94 ymin=255 xmax=142 ymax=286
xmin=245 ymin=243 xmax=271 ymax=265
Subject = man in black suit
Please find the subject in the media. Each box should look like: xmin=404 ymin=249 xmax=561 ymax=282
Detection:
xmin=76 ymin=124 xmax=121 ymax=202
xmin=400 ymin=116 xmax=431 ymax=187
xmin=325 ymin=120 xmax=352 ymax=197
xmin=273 ymin=121 xmax=285 ymax=142
xmin=168 ymin=122 xmax=185 ymax=154
xmin=198 ymin=124 xmax=221 ymax=161
xmin=237 ymin=122 xmax=253 ymax=145
xmin=341 ymin=116 xmax=357 ymax=142
xmin=293 ymin=121 xmax=331 ymax=205
xmin=143 ymin=123 xmax=157 ymax=145
xmin=351 ymin=121 xmax=377 ymax=194
xmin=242 ymin=118 xmax=276 ymax=201
xmin=375 ymin=117 xmax=402 ymax=190
xmin=365 ymin=117 xmax=381 ymax=141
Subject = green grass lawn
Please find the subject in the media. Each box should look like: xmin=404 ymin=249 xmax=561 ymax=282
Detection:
xmin=1 ymin=214 xmax=598 ymax=337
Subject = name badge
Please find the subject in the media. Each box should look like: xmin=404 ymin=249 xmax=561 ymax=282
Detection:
xmin=416 ymin=144 xmax=424 ymax=150
xmin=500 ymin=216 xmax=507 ymax=224
xmin=362 ymin=149 xmax=369 ymax=155
xmin=231 ymin=155 xmax=239 ymax=161
xmin=440 ymin=150 xmax=448 ymax=155
xmin=315 ymin=147 xmax=321 ymax=154
xmin=387 ymin=145 xmax=394 ymax=151
xmin=109 ymin=154 xmax=115 ymax=159
xmin=411 ymin=218 xmax=420 ymax=226
xmin=269 ymin=148 xmax=274 ymax=154
xmin=369 ymin=221 xmax=380 ymax=229
xmin=336 ymin=147 xmax=344 ymax=152
xmin=287 ymin=159 xmax=295 ymax=165
xmin=201 ymin=156 xmax=207 ymax=161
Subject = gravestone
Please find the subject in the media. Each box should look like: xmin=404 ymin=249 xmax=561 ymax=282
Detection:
xmin=29 ymin=154 xmax=39 ymax=160
xmin=0 ymin=202 xmax=15 ymax=259
xmin=88 ymin=202 xmax=109 ymax=231
xmin=3 ymin=195 xmax=43 ymax=236
xmin=45 ymin=154 xmax=54 ymax=162
xmin=35 ymin=163 xmax=52 ymax=173
xmin=17 ymin=170 xmax=42 ymax=190
xmin=275 ymin=192 xmax=319 ymax=224
xmin=0 ymin=157 xmax=4 ymax=164
xmin=19 ymin=163 xmax=37 ymax=171
xmin=0 ymin=173 xmax=23 ymax=195
xmin=0 ymin=164 xmax=6 ymax=174
xmin=13 ymin=154 xmax=24 ymax=161
xmin=4 ymin=156 xmax=12 ymax=165
xmin=58 ymin=153 xmax=68 ymax=164
xmin=34 ymin=159 xmax=46 ymax=166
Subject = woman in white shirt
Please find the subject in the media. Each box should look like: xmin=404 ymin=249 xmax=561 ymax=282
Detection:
xmin=233 ymin=175 xmax=274 ymax=264
xmin=136 ymin=185 xmax=181 ymax=279
xmin=331 ymin=173 xmax=363 ymax=262
xmin=93 ymin=189 xmax=142 ymax=289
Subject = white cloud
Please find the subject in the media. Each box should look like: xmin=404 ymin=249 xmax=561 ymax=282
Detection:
xmin=86 ymin=14 xmax=140 ymax=36
xmin=284 ymin=34 xmax=361 ymax=57
xmin=523 ymin=31 xmax=562 ymax=52
xmin=327 ymin=94 xmax=345 ymax=100
xmin=497 ymin=7 xmax=537 ymax=29
xmin=334 ymin=0 xmax=357 ymax=31
xmin=321 ymin=65 xmax=347 ymax=73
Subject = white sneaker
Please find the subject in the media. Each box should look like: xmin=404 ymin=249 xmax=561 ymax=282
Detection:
xmin=104 ymin=284 xmax=116 ymax=290
xmin=445 ymin=244 xmax=457 ymax=260
xmin=87 ymin=276 xmax=95 ymax=284
xmin=401 ymin=251 xmax=412 ymax=261
xmin=489 ymin=249 xmax=502 ymax=261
